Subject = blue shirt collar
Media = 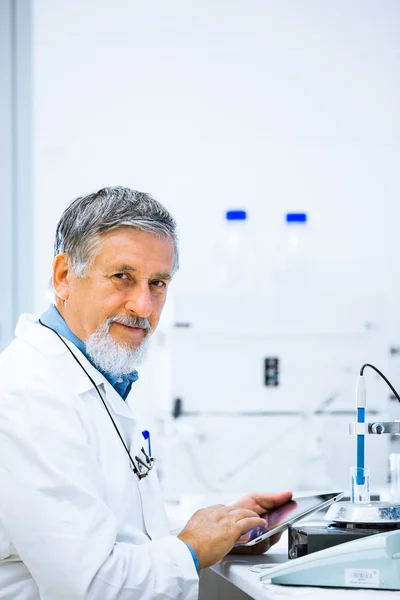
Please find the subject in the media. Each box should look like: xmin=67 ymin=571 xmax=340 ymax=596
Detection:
xmin=39 ymin=305 xmax=138 ymax=400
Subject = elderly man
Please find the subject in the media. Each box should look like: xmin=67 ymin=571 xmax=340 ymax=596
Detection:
xmin=0 ymin=186 xmax=291 ymax=600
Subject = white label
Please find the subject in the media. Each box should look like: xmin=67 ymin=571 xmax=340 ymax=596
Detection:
xmin=345 ymin=568 xmax=380 ymax=588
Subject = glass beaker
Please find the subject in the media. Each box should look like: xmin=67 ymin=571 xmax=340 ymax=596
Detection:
xmin=351 ymin=466 xmax=370 ymax=504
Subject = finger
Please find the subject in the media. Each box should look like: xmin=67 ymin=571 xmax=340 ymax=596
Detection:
xmin=230 ymin=495 xmax=264 ymax=513
xmin=231 ymin=497 xmax=266 ymax=514
xmin=250 ymin=502 xmax=269 ymax=515
xmin=251 ymin=491 xmax=293 ymax=512
xmin=267 ymin=530 xmax=283 ymax=548
xmin=229 ymin=543 xmax=267 ymax=555
xmin=229 ymin=544 xmax=254 ymax=555
xmin=235 ymin=516 xmax=267 ymax=537
xmin=228 ymin=507 xmax=264 ymax=520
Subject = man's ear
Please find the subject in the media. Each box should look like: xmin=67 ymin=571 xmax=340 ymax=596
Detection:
xmin=52 ymin=254 xmax=71 ymax=301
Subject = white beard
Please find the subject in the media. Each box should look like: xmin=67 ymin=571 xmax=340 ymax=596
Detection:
xmin=86 ymin=318 xmax=152 ymax=377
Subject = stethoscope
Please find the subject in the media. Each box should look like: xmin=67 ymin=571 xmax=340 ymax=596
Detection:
xmin=39 ymin=319 xmax=155 ymax=480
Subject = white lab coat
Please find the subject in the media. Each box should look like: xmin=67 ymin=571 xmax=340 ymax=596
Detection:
xmin=0 ymin=314 xmax=199 ymax=600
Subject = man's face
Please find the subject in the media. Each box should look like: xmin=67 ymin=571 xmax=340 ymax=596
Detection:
xmin=55 ymin=227 xmax=174 ymax=346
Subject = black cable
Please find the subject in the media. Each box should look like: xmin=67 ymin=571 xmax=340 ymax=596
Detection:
xmin=38 ymin=319 xmax=143 ymax=477
xmin=360 ymin=363 xmax=400 ymax=404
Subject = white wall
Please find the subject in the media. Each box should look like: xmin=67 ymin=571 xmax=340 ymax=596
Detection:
xmin=32 ymin=0 xmax=400 ymax=494
xmin=33 ymin=0 xmax=400 ymax=311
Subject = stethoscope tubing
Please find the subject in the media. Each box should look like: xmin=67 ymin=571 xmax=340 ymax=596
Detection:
xmin=38 ymin=319 xmax=153 ymax=479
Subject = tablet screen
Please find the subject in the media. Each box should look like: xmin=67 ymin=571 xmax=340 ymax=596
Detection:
xmin=235 ymin=492 xmax=343 ymax=546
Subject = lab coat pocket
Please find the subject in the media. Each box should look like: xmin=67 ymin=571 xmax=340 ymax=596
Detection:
xmin=138 ymin=468 xmax=171 ymax=541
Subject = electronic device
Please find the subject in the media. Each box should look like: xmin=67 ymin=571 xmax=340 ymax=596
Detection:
xmin=257 ymin=363 xmax=400 ymax=590
xmin=234 ymin=492 xmax=343 ymax=547
xmin=261 ymin=529 xmax=400 ymax=591
xmin=289 ymin=518 xmax=382 ymax=559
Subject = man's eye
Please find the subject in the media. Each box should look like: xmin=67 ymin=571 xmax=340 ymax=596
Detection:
xmin=151 ymin=280 xmax=166 ymax=288
xmin=114 ymin=273 xmax=128 ymax=280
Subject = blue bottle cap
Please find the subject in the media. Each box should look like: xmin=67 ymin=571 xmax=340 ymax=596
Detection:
xmin=286 ymin=213 xmax=307 ymax=223
xmin=226 ymin=210 xmax=247 ymax=221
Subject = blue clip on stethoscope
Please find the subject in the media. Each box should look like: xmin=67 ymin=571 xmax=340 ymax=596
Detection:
xmin=39 ymin=319 xmax=155 ymax=480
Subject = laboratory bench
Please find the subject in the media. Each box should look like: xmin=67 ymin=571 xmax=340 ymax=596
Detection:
xmin=166 ymin=492 xmax=399 ymax=599
xmin=199 ymin=531 xmax=399 ymax=599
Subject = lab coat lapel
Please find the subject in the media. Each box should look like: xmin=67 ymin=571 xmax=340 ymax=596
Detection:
xmin=75 ymin=369 xmax=135 ymax=422
xmin=15 ymin=313 xmax=135 ymax=422
xmin=50 ymin=330 xmax=139 ymax=457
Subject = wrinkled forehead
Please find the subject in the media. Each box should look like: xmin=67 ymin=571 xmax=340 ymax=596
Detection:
xmin=94 ymin=228 xmax=175 ymax=275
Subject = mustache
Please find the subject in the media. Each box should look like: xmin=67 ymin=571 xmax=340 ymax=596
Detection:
xmin=107 ymin=315 xmax=151 ymax=331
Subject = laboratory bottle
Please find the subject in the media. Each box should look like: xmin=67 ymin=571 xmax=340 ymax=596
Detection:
xmin=211 ymin=209 xmax=260 ymax=295
xmin=271 ymin=212 xmax=311 ymax=293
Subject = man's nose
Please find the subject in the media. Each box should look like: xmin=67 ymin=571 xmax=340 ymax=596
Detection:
xmin=125 ymin=284 xmax=152 ymax=318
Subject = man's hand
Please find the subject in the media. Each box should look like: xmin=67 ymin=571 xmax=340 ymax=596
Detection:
xmin=177 ymin=504 xmax=267 ymax=569
xmin=229 ymin=490 xmax=292 ymax=555
xmin=231 ymin=491 xmax=293 ymax=515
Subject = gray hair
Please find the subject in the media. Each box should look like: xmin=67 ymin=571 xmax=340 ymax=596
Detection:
xmin=53 ymin=186 xmax=179 ymax=278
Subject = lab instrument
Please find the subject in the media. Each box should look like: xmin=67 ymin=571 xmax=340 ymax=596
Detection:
xmin=261 ymin=363 xmax=400 ymax=590
xmin=262 ymin=528 xmax=400 ymax=590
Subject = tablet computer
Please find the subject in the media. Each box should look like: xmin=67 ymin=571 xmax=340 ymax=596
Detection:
xmin=235 ymin=491 xmax=344 ymax=547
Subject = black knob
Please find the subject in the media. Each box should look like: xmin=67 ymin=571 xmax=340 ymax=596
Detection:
xmin=172 ymin=398 xmax=183 ymax=419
